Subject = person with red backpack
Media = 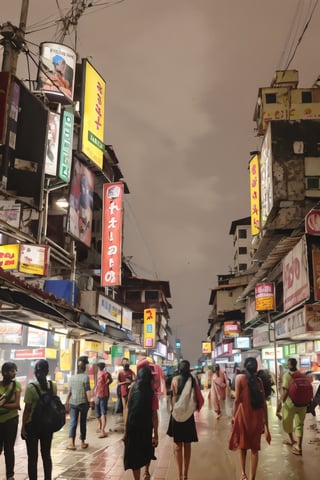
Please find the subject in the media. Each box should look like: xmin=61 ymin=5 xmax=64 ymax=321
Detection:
xmin=277 ymin=358 xmax=313 ymax=455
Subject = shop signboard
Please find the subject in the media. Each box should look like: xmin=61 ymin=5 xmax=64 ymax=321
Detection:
xmin=143 ymin=308 xmax=156 ymax=348
xmin=0 ymin=201 xmax=21 ymax=229
xmin=305 ymin=209 xmax=320 ymax=235
xmin=58 ymin=108 xmax=74 ymax=182
xmin=260 ymin=124 xmax=273 ymax=228
xmin=305 ymin=304 xmax=320 ymax=332
xmin=80 ymin=59 xmax=106 ymax=168
xmin=19 ymin=244 xmax=50 ymax=276
xmin=101 ymin=182 xmax=123 ymax=286
xmin=249 ymin=154 xmax=260 ymax=235
xmin=202 ymin=341 xmax=212 ymax=354
xmin=261 ymin=346 xmax=283 ymax=360
xmin=122 ymin=306 xmax=133 ymax=331
xmin=312 ymin=250 xmax=320 ymax=301
xmin=27 ymin=323 xmax=48 ymax=347
xmin=283 ymin=344 xmax=298 ymax=357
xmin=224 ymin=321 xmax=240 ymax=337
xmin=283 ymin=236 xmax=310 ymax=312
xmin=13 ymin=348 xmax=46 ymax=359
xmin=97 ymin=294 xmax=122 ymax=325
xmin=255 ymin=282 xmax=275 ymax=311
xmin=0 ymin=322 xmax=22 ymax=344
xmin=253 ymin=325 xmax=271 ymax=347
xmin=234 ymin=336 xmax=251 ymax=349
xmin=0 ymin=244 xmax=19 ymax=270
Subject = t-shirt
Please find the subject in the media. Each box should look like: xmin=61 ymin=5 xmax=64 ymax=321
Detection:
xmin=95 ymin=370 xmax=112 ymax=398
xmin=24 ymin=380 xmax=57 ymax=423
xmin=0 ymin=380 xmax=21 ymax=423
xmin=118 ymin=369 xmax=135 ymax=398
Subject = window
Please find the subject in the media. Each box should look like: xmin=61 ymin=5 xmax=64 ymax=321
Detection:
xmin=239 ymin=247 xmax=247 ymax=255
xmin=238 ymin=229 xmax=247 ymax=239
xmin=145 ymin=290 xmax=159 ymax=301
xmin=126 ymin=291 xmax=141 ymax=301
xmin=265 ymin=93 xmax=277 ymax=104
xmin=302 ymin=91 xmax=312 ymax=103
xmin=306 ymin=177 xmax=320 ymax=189
xmin=239 ymin=263 xmax=247 ymax=271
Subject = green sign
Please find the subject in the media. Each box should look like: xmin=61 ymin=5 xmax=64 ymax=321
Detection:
xmin=58 ymin=109 xmax=74 ymax=182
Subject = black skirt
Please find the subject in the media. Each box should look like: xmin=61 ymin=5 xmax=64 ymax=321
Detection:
xmin=166 ymin=413 xmax=198 ymax=443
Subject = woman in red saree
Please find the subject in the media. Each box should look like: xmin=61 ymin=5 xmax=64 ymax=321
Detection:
xmin=228 ymin=357 xmax=271 ymax=480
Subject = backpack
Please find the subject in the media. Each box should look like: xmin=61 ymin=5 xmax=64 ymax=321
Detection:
xmin=31 ymin=381 xmax=66 ymax=434
xmin=288 ymin=371 xmax=313 ymax=407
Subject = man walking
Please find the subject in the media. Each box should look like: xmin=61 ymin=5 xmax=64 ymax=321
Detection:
xmin=95 ymin=362 xmax=112 ymax=438
xmin=277 ymin=358 xmax=308 ymax=455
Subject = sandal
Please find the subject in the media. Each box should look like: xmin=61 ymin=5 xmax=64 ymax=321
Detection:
xmin=292 ymin=446 xmax=302 ymax=455
xmin=66 ymin=445 xmax=76 ymax=450
xmin=240 ymin=475 xmax=247 ymax=480
xmin=283 ymin=439 xmax=296 ymax=446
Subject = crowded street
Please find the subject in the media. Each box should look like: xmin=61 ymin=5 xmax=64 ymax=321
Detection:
xmin=1 ymin=393 xmax=319 ymax=480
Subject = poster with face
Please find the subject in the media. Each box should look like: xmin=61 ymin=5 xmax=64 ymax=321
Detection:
xmin=45 ymin=111 xmax=60 ymax=176
xmin=37 ymin=42 xmax=76 ymax=103
xmin=67 ymin=158 xmax=94 ymax=247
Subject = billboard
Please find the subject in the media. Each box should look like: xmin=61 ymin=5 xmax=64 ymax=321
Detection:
xmin=80 ymin=60 xmax=106 ymax=168
xmin=255 ymin=282 xmax=275 ymax=311
xmin=67 ymin=158 xmax=94 ymax=247
xmin=144 ymin=308 xmax=156 ymax=348
xmin=19 ymin=244 xmax=50 ymax=276
xmin=101 ymin=182 xmax=123 ymax=286
xmin=37 ymin=42 xmax=76 ymax=103
xmin=0 ymin=244 xmax=19 ymax=270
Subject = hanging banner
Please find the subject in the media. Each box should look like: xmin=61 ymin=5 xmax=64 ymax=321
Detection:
xmin=80 ymin=60 xmax=106 ymax=168
xmin=101 ymin=182 xmax=123 ymax=286
xmin=144 ymin=308 xmax=156 ymax=348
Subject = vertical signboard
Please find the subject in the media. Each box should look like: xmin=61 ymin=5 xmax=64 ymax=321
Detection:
xmin=101 ymin=182 xmax=123 ymax=287
xmin=144 ymin=308 xmax=156 ymax=348
xmin=45 ymin=111 xmax=60 ymax=176
xmin=283 ymin=236 xmax=310 ymax=312
xmin=312 ymin=250 xmax=320 ymax=301
xmin=249 ymin=154 xmax=260 ymax=235
xmin=58 ymin=108 xmax=74 ymax=183
xmin=260 ymin=124 xmax=273 ymax=228
xmin=68 ymin=158 xmax=94 ymax=247
xmin=37 ymin=42 xmax=76 ymax=103
xmin=80 ymin=60 xmax=106 ymax=168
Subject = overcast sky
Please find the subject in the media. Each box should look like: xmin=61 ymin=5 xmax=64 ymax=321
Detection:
xmin=2 ymin=0 xmax=320 ymax=364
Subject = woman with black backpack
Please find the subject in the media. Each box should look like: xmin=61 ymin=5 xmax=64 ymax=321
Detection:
xmin=21 ymin=359 xmax=57 ymax=480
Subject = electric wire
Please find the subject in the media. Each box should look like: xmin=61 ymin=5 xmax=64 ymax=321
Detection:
xmin=284 ymin=0 xmax=319 ymax=70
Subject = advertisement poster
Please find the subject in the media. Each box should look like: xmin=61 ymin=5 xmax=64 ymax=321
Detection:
xmin=37 ymin=42 xmax=76 ymax=103
xmin=68 ymin=158 xmax=94 ymax=247
xmin=283 ymin=236 xmax=310 ymax=312
xmin=45 ymin=111 xmax=60 ymax=176
xmin=0 ymin=244 xmax=19 ymax=270
xmin=255 ymin=282 xmax=275 ymax=311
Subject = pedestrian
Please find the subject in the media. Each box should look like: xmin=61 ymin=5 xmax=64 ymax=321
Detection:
xmin=228 ymin=357 xmax=271 ymax=480
xmin=167 ymin=359 xmax=198 ymax=480
xmin=65 ymin=356 xmax=91 ymax=450
xmin=276 ymin=357 xmax=308 ymax=455
xmin=117 ymin=357 xmax=136 ymax=417
xmin=94 ymin=362 xmax=112 ymax=438
xmin=123 ymin=360 xmax=159 ymax=480
xmin=210 ymin=364 xmax=227 ymax=419
xmin=0 ymin=361 xmax=21 ymax=480
xmin=21 ymin=359 xmax=57 ymax=480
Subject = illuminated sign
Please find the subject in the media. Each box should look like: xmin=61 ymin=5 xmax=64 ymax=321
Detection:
xmin=58 ymin=108 xmax=74 ymax=182
xmin=249 ymin=154 xmax=260 ymax=235
xmin=255 ymin=282 xmax=275 ymax=311
xmin=80 ymin=60 xmax=106 ymax=168
xmin=37 ymin=42 xmax=76 ymax=103
xmin=202 ymin=341 xmax=212 ymax=354
xmin=101 ymin=182 xmax=123 ymax=286
xmin=143 ymin=308 xmax=156 ymax=348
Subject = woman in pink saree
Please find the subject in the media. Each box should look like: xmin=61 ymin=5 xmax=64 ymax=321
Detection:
xmin=210 ymin=365 xmax=227 ymax=419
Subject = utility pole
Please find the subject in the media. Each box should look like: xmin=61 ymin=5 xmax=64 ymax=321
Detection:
xmin=1 ymin=0 xmax=29 ymax=74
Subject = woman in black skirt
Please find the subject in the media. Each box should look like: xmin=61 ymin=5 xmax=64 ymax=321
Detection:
xmin=167 ymin=360 xmax=198 ymax=480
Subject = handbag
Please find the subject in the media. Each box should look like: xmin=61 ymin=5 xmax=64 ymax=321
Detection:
xmin=195 ymin=382 xmax=204 ymax=411
xmin=172 ymin=377 xmax=197 ymax=422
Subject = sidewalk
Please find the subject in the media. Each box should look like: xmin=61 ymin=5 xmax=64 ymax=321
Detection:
xmin=1 ymin=394 xmax=320 ymax=480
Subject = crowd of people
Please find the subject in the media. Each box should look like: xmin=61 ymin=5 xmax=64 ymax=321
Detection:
xmin=0 ymin=355 xmax=319 ymax=480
